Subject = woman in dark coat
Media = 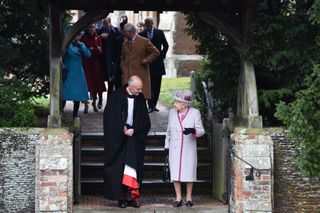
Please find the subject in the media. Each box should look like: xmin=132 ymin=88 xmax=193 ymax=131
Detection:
xmin=81 ymin=23 xmax=106 ymax=113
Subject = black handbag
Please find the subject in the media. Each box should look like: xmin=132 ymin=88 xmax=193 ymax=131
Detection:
xmin=162 ymin=155 xmax=171 ymax=183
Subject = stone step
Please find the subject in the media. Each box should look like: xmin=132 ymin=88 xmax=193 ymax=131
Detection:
xmin=73 ymin=194 xmax=227 ymax=213
xmin=81 ymin=167 xmax=212 ymax=180
xmin=74 ymin=207 xmax=227 ymax=213
xmin=81 ymin=177 xmax=211 ymax=184
xmin=81 ymin=132 xmax=209 ymax=147
xmin=81 ymin=162 xmax=212 ymax=168
xmin=81 ymin=146 xmax=212 ymax=163
xmin=79 ymin=132 xmax=213 ymax=196
xmin=80 ymin=178 xmax=212 ymax=195
xmin=81 ymin=146 xmax=209 ymax=153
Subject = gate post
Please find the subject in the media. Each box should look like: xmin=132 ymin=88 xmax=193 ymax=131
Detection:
xmin=35 ymin=128 xmax=73 ymax=213
xmin=47 ymin=2 xmax=62 ymax=128
xmin=229 ymin=128 xmax=274 ymax=212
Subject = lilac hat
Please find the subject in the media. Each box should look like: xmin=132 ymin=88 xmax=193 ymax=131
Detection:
xmin=173 ymin=89 xmax=192 ymax=104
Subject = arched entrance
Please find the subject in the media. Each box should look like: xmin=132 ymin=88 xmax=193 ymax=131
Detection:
xmin=46 ymin=0 xmax=261 ymax=211
xmin=47 ymin=0 xmax=261 ymax=129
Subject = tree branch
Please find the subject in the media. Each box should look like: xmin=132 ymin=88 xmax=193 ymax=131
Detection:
xmin=62 ymin=10 xmax=109 ymax=53
xmin=196 ymin=11 xmax=242 ymax=45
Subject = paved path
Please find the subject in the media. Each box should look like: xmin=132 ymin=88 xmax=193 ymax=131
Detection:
xmin=62 ymin=91 xmax=170 ymax=133
xmin=74 ymin=195 xmax=227 ymax=213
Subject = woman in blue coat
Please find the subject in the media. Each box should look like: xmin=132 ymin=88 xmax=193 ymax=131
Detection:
xmin=62 ymin=34 xmax=91 ymax=117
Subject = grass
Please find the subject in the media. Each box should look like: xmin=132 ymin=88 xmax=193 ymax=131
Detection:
xmin=159 ymin=77 xmax=191 ymax=107
xmin=32 ymin=96 xmax=50 ymax=108
xmin=31 ymin=97 xmax=49 ymax=127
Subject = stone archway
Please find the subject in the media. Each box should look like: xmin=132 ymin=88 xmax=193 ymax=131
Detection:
xmin=47 ymin=0 xmax=260 ymax=128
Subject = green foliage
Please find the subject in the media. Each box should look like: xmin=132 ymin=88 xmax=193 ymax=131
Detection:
xmin=185 ymin=1 xmax=320 ymax=126
xmin=0 ymin=101 xmax=36 ymax=127
xmin=275 ymin=65 xmax=320 ymax=176
xmin=0 ymin=1 xmax=72 ymax=125
xmin=185 ymin=13 xmax=239 ymax=120
xmin=0 ymin=0 xmax=50 ymax=98
xmin=308 ymin=0 xmax=320 ymax=24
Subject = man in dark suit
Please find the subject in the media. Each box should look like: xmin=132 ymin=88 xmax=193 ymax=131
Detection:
xmin=140 ymin=17 xmax=169 ymax=113
xmin=97 ymin=17 xmax=120 ymax=99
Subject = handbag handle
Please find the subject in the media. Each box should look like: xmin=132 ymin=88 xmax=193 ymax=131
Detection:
xmin=162 ymin=155 xmax=170 ymax=183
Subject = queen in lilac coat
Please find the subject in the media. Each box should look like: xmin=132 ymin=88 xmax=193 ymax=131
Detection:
xmin=164 ymin=89 xmax=205 ymax=207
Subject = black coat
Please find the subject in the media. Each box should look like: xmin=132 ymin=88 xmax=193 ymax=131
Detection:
xmin=103 ymin=86 xmax=150 ymax=200
xmin=140 ymin=28 xmax=169 ymax=77
xmin=113 ymin=35 xmax=124 ymax=88
xmin=97 ymin=26 xmax=120 ymax=81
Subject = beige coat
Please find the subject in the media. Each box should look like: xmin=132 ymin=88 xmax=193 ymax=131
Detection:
xmin=121 ymin=35 xmax=160 ymax=99
xmin=165 ymin=107 xmax=205 ymax=182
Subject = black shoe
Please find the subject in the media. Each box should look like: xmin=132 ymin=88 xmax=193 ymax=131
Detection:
xmin=153 ymin=108 xmax=159 ymax=112
xmin=147 ymin=108 xmax=154 ymax=113
xmin=128 ymin=200 xmax=140 ymax=208
xmin=173 ymin=200 xmax=182 ymax=207
xmin=186 ymin=200 xmax=193 ymax=207
xmin=97 ymin=101 xmax=103 ymax=109
xmin=117 ymin=200 xmax=127 ymax=208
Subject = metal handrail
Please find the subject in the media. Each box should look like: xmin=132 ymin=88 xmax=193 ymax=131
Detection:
xmin=190 ymin=72 xmax=262 ymax=212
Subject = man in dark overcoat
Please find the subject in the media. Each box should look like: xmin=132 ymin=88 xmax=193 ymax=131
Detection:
xmin=97 ymin=17 xmax=120 ymax=96
xmin=103 ymin=75 xmax=150 ymax=208
xmin=140 ymin=17 xmax=169 ymax=112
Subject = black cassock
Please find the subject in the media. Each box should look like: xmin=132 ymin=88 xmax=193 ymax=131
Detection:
xmin=103 ymin=86 xmax=150 ymax=200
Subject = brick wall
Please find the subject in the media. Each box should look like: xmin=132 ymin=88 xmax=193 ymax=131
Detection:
xmin=0 ymin=128 xmax=73 ymax=213
xmin=0 ymin=128 xmax=44 ymax=213
xmin=173 ymin=12 xmax=198 ymax=55
xmin=173 ymin=12 xmax=202 ymax=76
xmin=176 ymin=60 xmax=202 ymax=77
xmin=35 ymin=128 xmax=73 ymax=213
xmin=230 ymin=128 xmax=273 ymax=212
xmin=272 ymin=132 xmax=320 ymax=212
xmin=229 ymin=128 xmax=320 ymax=212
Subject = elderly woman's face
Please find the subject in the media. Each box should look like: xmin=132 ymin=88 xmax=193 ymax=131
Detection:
xmin=174 ymin=101 xmax=185 ymax=111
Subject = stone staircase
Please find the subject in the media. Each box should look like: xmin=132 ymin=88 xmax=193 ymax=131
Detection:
xmin=79 ymin=132 xmax=213 ymax=196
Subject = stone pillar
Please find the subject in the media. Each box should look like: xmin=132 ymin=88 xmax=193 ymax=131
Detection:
xmin=230 ymin=128 xmax=273 ymax=212
xmin=35 ymin=128 xmax=73 ymax=213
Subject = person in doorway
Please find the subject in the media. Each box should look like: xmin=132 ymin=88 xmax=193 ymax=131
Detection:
xmin=113 ymin=21 xmax=126 ymax=89
xmin=62 ymin=33 xmax=91 ymax=117
xmin=164 ymin=89 xmax=205 ymax=207
xmin=103 ymin=75 xmax=151 ymax=208
xmin=136 ymin=21 xmax=145 ymax=34
xmin=97 ymin=17 xmax=120 ymax=97
xmin=121 ymin=23 xmax=160 ymax=101
xmin=81 ymin=23 xmax=106 ymax=112
xmin=140 ymin=17 xmax=169 ymax=113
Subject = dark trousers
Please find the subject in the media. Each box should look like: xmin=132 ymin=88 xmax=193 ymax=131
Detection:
xmin=148 ymin=75 xmax=162 ymax=109
xmin=62 ymin=100 xmax=80 ymax=117
xmin=107 ymin=80 xmax=115 ymax=98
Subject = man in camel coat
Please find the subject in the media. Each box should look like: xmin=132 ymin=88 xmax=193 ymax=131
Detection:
xmin=121 ymin=23 xmax=160 ymax=100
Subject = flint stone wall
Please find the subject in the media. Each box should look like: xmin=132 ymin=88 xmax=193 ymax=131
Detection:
xmin=0 ymin=128 xmax=44 ymax=213
xmin=273 ymin=131 xmax=320 ymax=212
xmin=0 ymin=128 xmax=73 ymax=213
xmin=229 ymin=127 xmax=320 ymax=212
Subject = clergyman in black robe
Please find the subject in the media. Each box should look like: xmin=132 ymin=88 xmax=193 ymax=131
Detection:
xmin=103 ymin=75 xmax=150 ymax=208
